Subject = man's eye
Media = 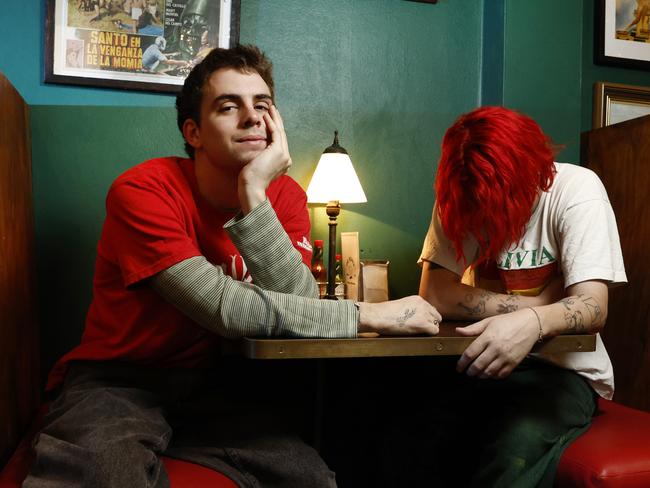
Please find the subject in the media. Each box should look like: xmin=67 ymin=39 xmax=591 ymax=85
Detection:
xmin=255 ymin=105 xmax=270 ymax=111
xmin=220 ymin=105 xmax=237 ymax=112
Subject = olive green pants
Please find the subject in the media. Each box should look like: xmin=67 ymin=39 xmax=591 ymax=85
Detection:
xmin=324 ymin=357 xmax=597 ymax=488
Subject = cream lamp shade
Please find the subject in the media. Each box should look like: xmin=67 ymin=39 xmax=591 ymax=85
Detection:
xmin=306 ymin=133 xmax=367 ymax=204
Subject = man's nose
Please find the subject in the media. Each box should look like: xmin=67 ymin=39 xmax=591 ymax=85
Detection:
xmin=241 ymin=105 xmax=262 ymax=128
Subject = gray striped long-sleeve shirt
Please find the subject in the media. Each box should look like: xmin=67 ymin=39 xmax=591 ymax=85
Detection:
xmin=150 ymin=199 xmax=358 ymax=339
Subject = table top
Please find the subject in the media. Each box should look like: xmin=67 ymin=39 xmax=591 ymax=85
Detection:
xmin=238 ymin=323 xmax=597 ymax=360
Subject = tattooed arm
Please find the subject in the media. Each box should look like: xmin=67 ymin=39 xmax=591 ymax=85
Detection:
xmin=532 ymin=280 xmax=608 ymax=335
xmin=453 ymin=280 xmax=608 ymax=379
xmin=418 ymin=262 xmax=564 ymax=320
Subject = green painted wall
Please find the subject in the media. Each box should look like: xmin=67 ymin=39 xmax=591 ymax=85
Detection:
xmin=240 ymin=0 xmax=482 ymax=300
xmin=500 ymin=0 xmax=584 ymax=163
xmin=31 ymin=107 xmax=183 ymax=371
xmin=31 ymin=0 xmax=483 ymax=372
xmin=485 ymin=0 xmax=650 ymax=162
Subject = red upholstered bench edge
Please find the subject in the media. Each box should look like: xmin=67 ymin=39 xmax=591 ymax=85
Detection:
xmin=0 ymin=405 xmax=237 ymax=488
xmin=556 ymin=398 xmax=650 ymax=488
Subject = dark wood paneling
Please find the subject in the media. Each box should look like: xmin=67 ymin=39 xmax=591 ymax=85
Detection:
xmin=0 ymin=72 xmax=39 ymax=467
xmin=581 ymin=114 xmax=650 ymax=412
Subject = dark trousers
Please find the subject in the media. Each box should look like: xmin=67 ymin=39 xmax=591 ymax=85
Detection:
xmin=23 ymin=359 xmax=336 ymax=488
xmin=324 ymin=357 xmax=597 ymax=488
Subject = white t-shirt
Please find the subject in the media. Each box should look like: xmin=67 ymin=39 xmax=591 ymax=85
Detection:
xmin=419 ymin=162 xmax=627 ymax=399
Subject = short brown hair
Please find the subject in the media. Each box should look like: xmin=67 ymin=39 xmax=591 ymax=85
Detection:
xmin=176 ymin=44 xmax=275 ymax=158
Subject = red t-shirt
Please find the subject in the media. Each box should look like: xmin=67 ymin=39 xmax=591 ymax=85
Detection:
xmin=47 ymin=157 xmax=312 ymax=390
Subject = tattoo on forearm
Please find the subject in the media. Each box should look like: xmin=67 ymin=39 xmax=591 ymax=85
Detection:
xmin=559 ymin=297 xmax=576 ymax=310
xmin=397 ymin=308 xmax=416 ymax=327
xmin=559 ymin=294 xmax=602 ymax=330
xmin=479 ymin=290 xmax=497 ymax=301
xmin=579 ymin=294 xmax=602 ymax=322
xmin=564 ymin=310 xmax=585 ymax=333
xmin=458 ymin=300 xmax=486 ymax=316
xmin=497 ymin=293 xmax=519 ymax=313
xmin=459 ymin=290 xmax=517 ymax=316
xmin=497 ymin=301 xmax=518 ymax=313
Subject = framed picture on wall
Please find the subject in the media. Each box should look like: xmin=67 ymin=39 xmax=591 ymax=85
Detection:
xmin=44 ymin=0 xmax=240 ymax=93
xmin=595 ymin=0 xmax=650 ymax=70
xmin=593 ymin=81 xmax=650 ymax=128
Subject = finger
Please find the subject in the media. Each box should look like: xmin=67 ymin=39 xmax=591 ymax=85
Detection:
xmin=466 ymin=346 xmax=499 ymax=377
xmin=455 ymin=320 xmax=488 ymax=337
xmin=426 ymin=316 xmax=440 ymax=335
xmin=428 ymin=307 xmax=442 ymax=323
xmin=479 ymin=358 xmax=505 ymax=380
xmin=456 ymin=336 xmax=487 ymax=373
xmin=263 ymin=112 xmax=279 ymax=144
xmin=271 ymin=104 xmax=285 ymax=132
xmin=428 ymin=311 xmax=440 ymax=324
xmin=270 ymin=105 xmax=288 ymax=152
xmin=496 ymin=364 xmax=515 ymax=379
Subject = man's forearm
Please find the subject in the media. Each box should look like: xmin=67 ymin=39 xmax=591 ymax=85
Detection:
xmin=225 ymin=199 xmax=318 ymax=298
xmin=534 ymin=293 xmax=607 ymax=338
xmin=420 ymin=264 xmax=562 ymax=321
xmin=424 ymin=278 xmax=539 ymax=320
xmin=151 ymin=256 xmax=441 ymax=339
xmin=151 ymin=256 xmax=356 ymax=338
xmin=451 ymin=284 xmax=525 ymax=319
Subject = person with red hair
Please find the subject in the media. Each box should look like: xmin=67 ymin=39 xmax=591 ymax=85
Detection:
xmin=417 ymin=106 xmax=626 ymax=487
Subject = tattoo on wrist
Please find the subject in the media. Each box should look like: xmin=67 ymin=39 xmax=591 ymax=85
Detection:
xmin=397 ymin=308 xmax=416 ymax=327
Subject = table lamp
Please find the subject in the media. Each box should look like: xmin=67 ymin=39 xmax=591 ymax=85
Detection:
xmin=306 ymin=131 xmax=367 ymax=299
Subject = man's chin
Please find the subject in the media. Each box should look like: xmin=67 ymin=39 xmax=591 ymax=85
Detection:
xmin=235 ymin=150 xmax=265 ymax=165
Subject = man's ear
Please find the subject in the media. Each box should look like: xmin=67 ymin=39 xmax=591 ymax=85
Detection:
xmin=182 ymin=119 xmax=202 ymax=150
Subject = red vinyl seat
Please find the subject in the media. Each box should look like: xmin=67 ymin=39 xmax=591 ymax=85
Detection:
xmin=556 ymin=398 xmax=650 ymax=487
xmin=0 ymin=443 xmax=236 ymax=488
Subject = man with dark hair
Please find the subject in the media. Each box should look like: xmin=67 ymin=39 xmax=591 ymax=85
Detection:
xmin=24 ymin=44 xmax=440 ymax=487
xmin=416 ymin=106 xmax=626 ymax=487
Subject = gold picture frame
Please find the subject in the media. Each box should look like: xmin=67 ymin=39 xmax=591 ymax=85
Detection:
xmin=593 ymin=81 xmax=650 ymax=129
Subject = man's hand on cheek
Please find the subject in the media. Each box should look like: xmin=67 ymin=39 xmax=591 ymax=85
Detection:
xmin=238 ymin=105 xmax=292 ymax=214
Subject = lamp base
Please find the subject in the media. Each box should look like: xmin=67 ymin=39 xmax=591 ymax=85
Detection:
xmin=317 ymin=281 xmax=345 ymax=300
xmin=325 ymin=201 xmax=341 ymax=299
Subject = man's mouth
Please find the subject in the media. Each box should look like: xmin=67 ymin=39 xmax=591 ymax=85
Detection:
xmin=236 ymin=135 xmax=267 ymax=143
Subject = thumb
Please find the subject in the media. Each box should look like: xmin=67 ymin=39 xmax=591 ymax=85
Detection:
xmin=456 ymin=320 xmax=487 ymax=336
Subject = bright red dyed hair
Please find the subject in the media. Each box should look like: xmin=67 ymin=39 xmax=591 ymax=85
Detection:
xmin=435 ymin=106 xmax=556 ymax=266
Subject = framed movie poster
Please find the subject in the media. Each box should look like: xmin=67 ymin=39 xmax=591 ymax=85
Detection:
xmin=45 ymin=0 xmax=241 ymax=93
xmin=596 ymin=0 xmax=650 ymax=70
